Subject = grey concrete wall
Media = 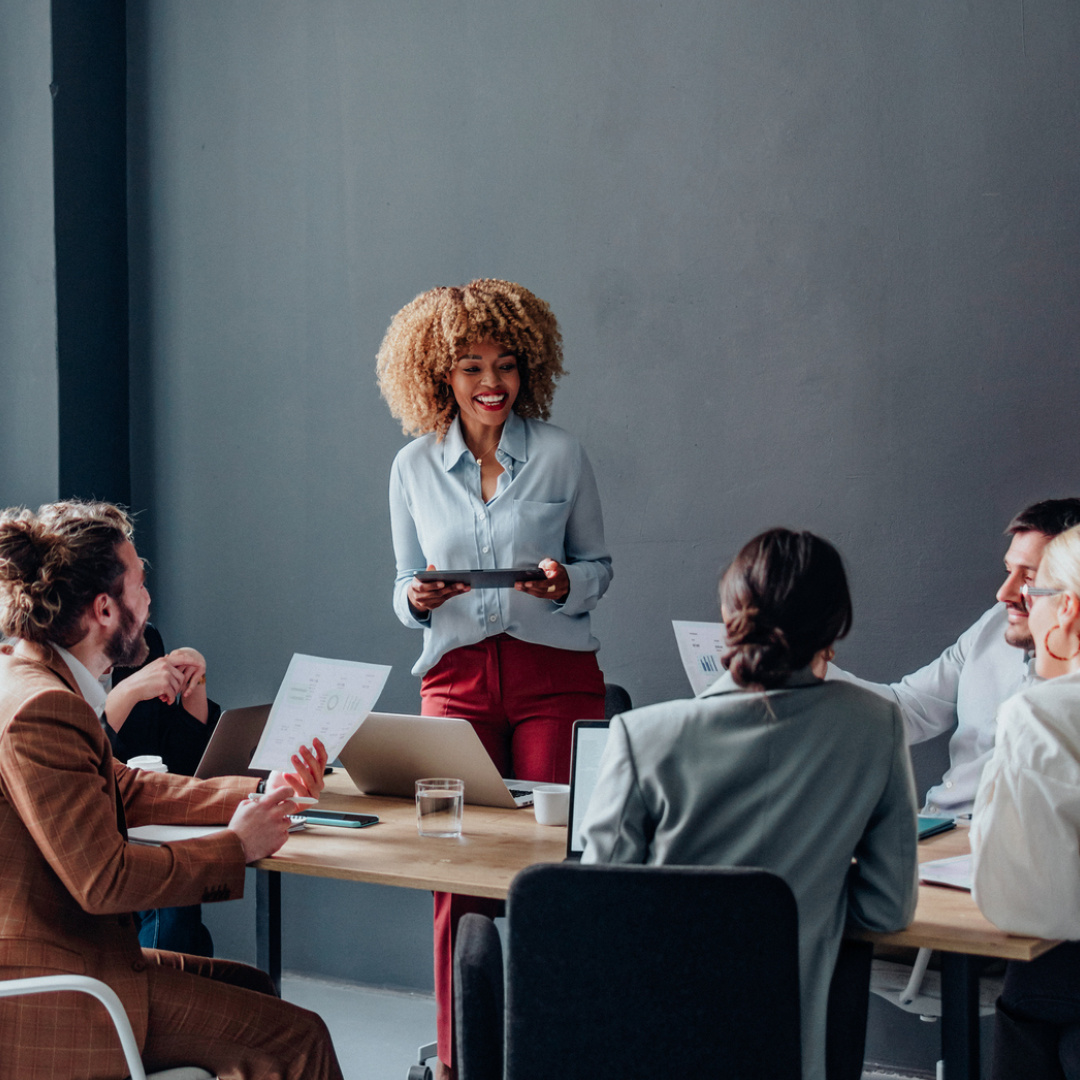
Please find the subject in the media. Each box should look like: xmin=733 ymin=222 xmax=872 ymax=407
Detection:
xmin=125 ymin=0 xmax=1080 ymax=1029
xmin=0 ymin=0 xmax=58 ymax=508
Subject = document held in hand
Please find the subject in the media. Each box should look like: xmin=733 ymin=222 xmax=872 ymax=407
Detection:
xmin=672 ymin=620 xmax=726 ymax=696
xmin=249 ymin=653 xmax=391 ymax=771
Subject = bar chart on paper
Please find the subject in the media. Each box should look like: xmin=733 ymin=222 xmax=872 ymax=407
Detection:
xmin=671 ymin=620 xmax=725 ymax=696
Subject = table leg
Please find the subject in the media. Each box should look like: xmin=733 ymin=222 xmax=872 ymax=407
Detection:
xmin=940 ymin=952 xmax=980 ymax=1080
xmin=256 ymin=868 xmax=281 ymax=996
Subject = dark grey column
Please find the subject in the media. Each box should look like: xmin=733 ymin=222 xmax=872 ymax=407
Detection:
xmin=51 ymin=0 xmax=129 ymax=506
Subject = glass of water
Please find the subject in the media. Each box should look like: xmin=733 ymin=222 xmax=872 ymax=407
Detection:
xmin=415 ymin=778 xmax=464 ymax=838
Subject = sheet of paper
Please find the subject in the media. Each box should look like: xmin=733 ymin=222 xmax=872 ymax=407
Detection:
xmin=672 ymin=620 xmax=726 ymax=696
xmin=249 ymin=653 xmax=391 ymax=771
xmin=918 ymin=854 xmax=973 ymax=891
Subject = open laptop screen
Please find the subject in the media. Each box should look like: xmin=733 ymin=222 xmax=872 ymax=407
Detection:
xmin=566 ymin=720 xmax=611 ymax=859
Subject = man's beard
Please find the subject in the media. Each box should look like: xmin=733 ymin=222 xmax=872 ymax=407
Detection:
xmin=105 ymin=595 xmax=149 ymax=668
xmin=1004 ymin=608 xmax=1034 ymax=652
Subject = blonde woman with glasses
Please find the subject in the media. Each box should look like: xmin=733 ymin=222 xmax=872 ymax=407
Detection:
xmin=972 ymin=523 xmax=1080 ymax=1080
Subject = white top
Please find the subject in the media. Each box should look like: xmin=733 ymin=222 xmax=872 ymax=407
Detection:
xmin=829 ymin=604 xmax=1036 ymax=814
xmin=49 ymin=643 xmax=107 ymax=716
xmin=971 ymin=670 xmax=1080 ymax=940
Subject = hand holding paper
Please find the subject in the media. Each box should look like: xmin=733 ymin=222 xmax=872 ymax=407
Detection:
xmin=266 ymin=739 xmax=328 ymax=801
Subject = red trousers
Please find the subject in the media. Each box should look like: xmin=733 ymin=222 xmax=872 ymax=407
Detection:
xmin=422 ymin=635 xmax=605 ymax=1068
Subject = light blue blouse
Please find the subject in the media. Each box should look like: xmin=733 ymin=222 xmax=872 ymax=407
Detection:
xmin=389 ymin=412 xmax=613 ymax=676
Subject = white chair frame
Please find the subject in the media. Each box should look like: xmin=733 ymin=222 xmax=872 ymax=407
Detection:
xmin=0 ymin=973 xmax=213 ymax=1080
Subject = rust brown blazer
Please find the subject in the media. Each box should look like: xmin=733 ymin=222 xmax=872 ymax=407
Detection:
xmin=0 ymin=640 xmax=255 ymax=1075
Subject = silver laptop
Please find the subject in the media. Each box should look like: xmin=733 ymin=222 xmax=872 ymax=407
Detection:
xmin=194 ymin=703 xmax=272 ymax=780
xmin=337 ymin=712 xmax=542 ymax=809
xmin=566 ymin=719 xmax=611 ymax=859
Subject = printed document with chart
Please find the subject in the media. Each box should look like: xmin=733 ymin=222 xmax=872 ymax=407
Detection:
xmin=249 ymin=653 xmax=391 ymax=771
xmin=671 ymin=621 xmax=726 ymax=696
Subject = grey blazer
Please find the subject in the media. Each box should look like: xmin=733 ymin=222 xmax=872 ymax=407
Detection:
xmin=581 ymin=670 xmax=919 ymax=1080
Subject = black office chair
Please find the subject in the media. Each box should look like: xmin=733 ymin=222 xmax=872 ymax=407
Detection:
xmin=455 ymin=862 xmax=803 ymax=1080
xmin=603 ymin=682 xmax=632 ymax=718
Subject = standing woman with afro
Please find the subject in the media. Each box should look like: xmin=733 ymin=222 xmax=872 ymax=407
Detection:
xmin=377 ymin=279 xmax=613 ymax=1078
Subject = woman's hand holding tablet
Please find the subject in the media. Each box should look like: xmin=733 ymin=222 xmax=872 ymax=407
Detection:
xmin=514 ymin=557 xmax=570 ymax=602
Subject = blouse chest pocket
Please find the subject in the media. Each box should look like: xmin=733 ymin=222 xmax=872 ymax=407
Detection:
xmin=512 ymin=499 xmax=571 ymax=566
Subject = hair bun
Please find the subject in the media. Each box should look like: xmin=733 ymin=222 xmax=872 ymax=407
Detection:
xmin=722 ymin=609 xmax=791 ymax=688
xmin=718 ymin=528 xmax=853 ymax=691
xmin=0 ymin=514 xmax=48 ymax=580
xmin=0 ymin=501 xmax=132 ymax=647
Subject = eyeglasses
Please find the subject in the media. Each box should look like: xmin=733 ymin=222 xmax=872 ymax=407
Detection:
xmin=1020 ymin=584 xmax=1062 ymax=613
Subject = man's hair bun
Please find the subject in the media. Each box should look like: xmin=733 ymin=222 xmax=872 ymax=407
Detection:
xmin=0 ymin=502 xmax=133 ymax=646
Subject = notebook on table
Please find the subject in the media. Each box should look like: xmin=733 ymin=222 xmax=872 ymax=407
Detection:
xmin=337 ymin=712 xmax=542 ymax=809
xmin=917 ymin=814 xmax=956 ymax=840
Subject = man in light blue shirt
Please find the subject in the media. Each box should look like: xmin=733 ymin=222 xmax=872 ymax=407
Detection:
xmin=831 ymin=498 xmax=1080 ymax=814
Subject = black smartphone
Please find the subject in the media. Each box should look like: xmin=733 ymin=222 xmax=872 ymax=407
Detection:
xmin=298 ymin=809 xmax=379 ymax=829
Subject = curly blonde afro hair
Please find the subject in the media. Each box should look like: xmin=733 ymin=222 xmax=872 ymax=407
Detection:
xmin=376 ymin=278 xmax=564 ymax=439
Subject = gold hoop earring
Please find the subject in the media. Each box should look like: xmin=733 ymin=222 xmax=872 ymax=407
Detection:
xmin=1044 ymin=625 xmax=1080 ymax=662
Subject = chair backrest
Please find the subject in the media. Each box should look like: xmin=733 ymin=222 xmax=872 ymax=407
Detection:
xmin=603 ymin=682 xmax=632 ymax=719
xmin=503 ymin=863 xmax=802 ymax=1080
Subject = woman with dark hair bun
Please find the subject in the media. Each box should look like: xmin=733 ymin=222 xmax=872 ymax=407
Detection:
xmin=582 ymin=528 xmax=918 ymax=1080
xmin=720 ymin=528 xmax=853 ymax=689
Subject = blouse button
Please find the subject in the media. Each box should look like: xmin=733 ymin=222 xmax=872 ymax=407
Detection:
xmin=488 ymin=614 xmax=498 ymax=623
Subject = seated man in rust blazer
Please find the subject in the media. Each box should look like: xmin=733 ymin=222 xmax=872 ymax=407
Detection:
xmin=0 ymin=499 xmax=343 ymax=1080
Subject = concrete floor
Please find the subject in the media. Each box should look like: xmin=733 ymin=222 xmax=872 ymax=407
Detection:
xmin=281 ymin=973 xmax=437 ymax=1080
xmin=280 ymin=972 xmax=940 ymax=1080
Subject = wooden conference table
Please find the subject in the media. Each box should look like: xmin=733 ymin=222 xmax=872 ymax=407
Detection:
xmin=254 ymin=776 xmax=1057 ymax=1080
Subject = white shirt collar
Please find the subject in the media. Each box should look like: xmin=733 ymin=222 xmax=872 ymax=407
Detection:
xmin=49 ymin=643 xmax=108 ymax=717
